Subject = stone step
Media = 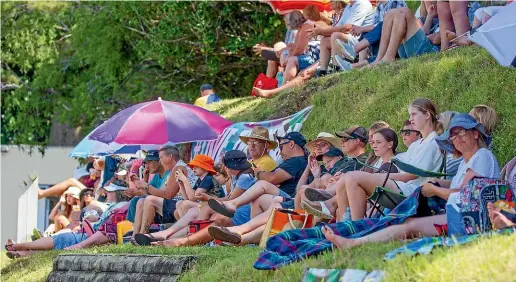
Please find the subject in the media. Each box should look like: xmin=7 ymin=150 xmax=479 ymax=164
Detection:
xmin=47 ymin=271 xmax=180 ymax=282
xmin=47 ymin=254 xmax=197 ymax=281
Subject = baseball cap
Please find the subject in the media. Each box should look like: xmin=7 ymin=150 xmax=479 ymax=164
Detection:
xmin=316 ymin=147 xmax=345 ymax=161
xmin=335 ymin=126 xmax=368 ymax=143
xmin=275 ymin=132 xmax=307 ymax=148
xmin=144 ymin=150 xmax=160 ymax=162
xmin=200 ymin=84 xmax=214 ymax=92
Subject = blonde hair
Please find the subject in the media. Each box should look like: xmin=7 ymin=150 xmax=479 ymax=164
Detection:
xmin=470 ymin=104 xmax=498 ymax=135
xmin=410 ymin=98 xmax=443 ymax=134
xmin=303 ymin=5 xmax=321 ymax=21
xmin=438 ymin=111 xmax=459 ymax=131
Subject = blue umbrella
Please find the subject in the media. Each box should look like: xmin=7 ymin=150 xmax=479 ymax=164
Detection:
xmin=69 ymin=131 xmax=152 ymax=158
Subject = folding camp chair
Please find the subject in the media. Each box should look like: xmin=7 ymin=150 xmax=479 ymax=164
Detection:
xmin=367 ymin=157 xmax=450 ymax=217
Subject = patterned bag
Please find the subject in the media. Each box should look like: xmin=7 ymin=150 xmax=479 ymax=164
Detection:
xmin=455 ymin=177 xmax=514 ymax=235
xmin=259 ymin=208 xmax=313 ymax=248
xmin=97 ymin=203 xmax=129 ymax=242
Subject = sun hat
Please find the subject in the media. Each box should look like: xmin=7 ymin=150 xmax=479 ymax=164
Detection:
xmin=335 ymin=126 xmax=368 ymax=143
xmin=316 ymin=147 xmax=345 ymax=161
xmin=239 ymin=126 xmax=279 ymax=150
xmin=435 ymin=113 xmax=492 ymax=154
xmin=275 ymin=131 xmax=307 ymax=149
xmin=306 ymin=132 xmax=341 ymax=153
xmin=223 ymin=150 xmax=252 ymax=171
xmin=188 ymin=154 xmax=216 ymax=174
xmin=143 ymin=150 xmax=160 ymax=162
xmin=63 ymin=186 xmax=81 ymax=200
xmin=104 ymin=180 xmax=128 ymax=192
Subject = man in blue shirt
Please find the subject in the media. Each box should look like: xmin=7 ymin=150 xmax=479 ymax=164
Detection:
xmin=194 ymin=84 xmax=221 ymax=108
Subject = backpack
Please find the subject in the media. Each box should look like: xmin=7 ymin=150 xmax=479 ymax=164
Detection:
xmin=97 ymin=202 xmax=129 ymax=242
xmin=448 ymin=177 xmax=515 ymax=236
xmin=501 ymin=156 xmax=516 ymax=189
xmin=251 ymin=73 xmax=277 ymax=96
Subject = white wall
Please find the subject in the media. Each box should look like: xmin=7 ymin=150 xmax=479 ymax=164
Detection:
xmin=1 ymin=146 xmax=78 ymax=243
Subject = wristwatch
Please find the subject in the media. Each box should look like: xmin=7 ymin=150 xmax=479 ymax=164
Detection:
xmin=144 ymin=183 xmax=150 ymax=192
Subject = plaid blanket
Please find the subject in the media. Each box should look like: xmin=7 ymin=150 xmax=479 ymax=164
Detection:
xmin=384 ymin=227 xmax=516 ymax=260
xmin=254 ymin=187 xmax=424 ymax=270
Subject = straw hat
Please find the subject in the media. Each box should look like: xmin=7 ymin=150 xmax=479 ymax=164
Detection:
xmin=239 ymin=126 xmax=278 ymax=150
xmin=188 ymin=154 xmax=216 ymax=174
xmin=306 ymin=132 xmax=341 ymax=153
xmin=63 ymin=186 xmax=81 ymax=200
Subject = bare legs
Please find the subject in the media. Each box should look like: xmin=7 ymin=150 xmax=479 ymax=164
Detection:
xmin=38 ymin=178 xmax=86 ymax=199
xmin=283 ymin=56 xmax=299 ymax=82
xmin=10 ymin=237 xmax=55 ymax=251
xmin=253 ymin=62 xmax=318 ymax=98
xmin=220 ymin=180 xmax=284 ymax=213
xmin=322 ymin=214 xmax=444 ymax=249
xmin=319 ymin=37 xmax=332 ymax=70
xmin=266 ymin=60 xmax=279 ymax=78
xmin=64 ymin=231 xmax=110 ymax=250
xmin=145 ymin=207 xmax=199 ymax=240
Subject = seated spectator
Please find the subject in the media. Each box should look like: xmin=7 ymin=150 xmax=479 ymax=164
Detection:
xmin=44 ymin=187 xmax=81 ymax=234
xmin=78 ymin=188 xmax=107 ymax=222
xmin=129 ymin=146 xmax=196 ymax=241
xmin=253 ymin=61 xmax=319 ymax=98
xmin=321 ymin=113 xmax=500 ymax=248
xmin=362 ymin=121 xmax=391 ymax=172
xmin=338 ymin=98 xmax=444 ymax=220
xmin=399 ymin=119 xmax=422 ymax=149
xmin=303 ymin=5 xmax=330 ymax=27
xmin=209 ymin=132 xmax=308 ymax=215
xmin=308 ymin=0 xmax=374 ymax=76
xmin=37 ymin=159 xmax=104 ymax=199
xmin=5 ymin=182 xmax=130 ymax=257
xmin=194 ymin=84 xmax=221 ymax=108
xmin=174 ymin=154 xmax=223 ymax=217
xmin=469 ymin=104 xmax=498 ymax=136
xmin=298 ymin=132 xmax=340 ymax=190
xmin=439 ymin=111 xmax=462 ymax=178
xmin=239 ymin=126 xmax=278 ymax=172
xmin=366 ymin=7 xmax=439 ymax=67
xmin=145 ymin=150 xmax=257 ymax=247
xmin=437 ymin=0 xmax=477 ymax=50
xmin=334 ymin=0 xmax=407 ymax=71
xmin=214 ymin=163 xmax=232 ymax=196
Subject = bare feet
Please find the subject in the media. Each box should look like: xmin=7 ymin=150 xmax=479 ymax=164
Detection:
xmin=5 ymin=239 xmax=15 ymax=251
xmin=253 ymin=87 xmax=270 ymax=98
xmin=488 ymin=202 xmax=515 ymax=230
xmin=445 ymin=30 xmax=457 ymax=42
xmin=151 ymin=237 xmax=188 ymax=247
xmin=64 ymin=244 xmax=83 ymax=250
xmin=446 ymin=30 xmax=473 ymax=47
xmin=321 ymin=226 xmax=358 ymax=249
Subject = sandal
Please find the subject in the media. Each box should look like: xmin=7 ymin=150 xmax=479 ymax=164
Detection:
xmin=208 ymin=226 xmax=242 ymax=244
xmin=208 ymin=199 xmax=234 ymax=218
xmin=5 ymin=239 xmax=15 ymax=252
xmin=301 ymin=200 xmax=334 ymax=220
xmin=305 ymin=188 xmax=334 ymax=202
xmin=134 ymin=233 xmax=160 ymax=246
xmin=6 ymin=251 xmax=20 ymax=259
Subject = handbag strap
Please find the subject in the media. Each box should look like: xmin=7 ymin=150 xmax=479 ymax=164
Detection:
xmin=287 ymin=211 xmax=310 ymax=229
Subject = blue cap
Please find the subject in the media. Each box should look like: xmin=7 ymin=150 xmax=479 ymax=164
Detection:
xmin=275 ymin=132 xmax=307 ymax=148
xmin=200 ymin=84 xmax=214 ymax=92
xmin=316 ymin=147 xmax=344 ymax=161
xmin=435 ymin=113 xmax=492 ymax=154
xmin=144 ymin=150 xmax=160 ymax=162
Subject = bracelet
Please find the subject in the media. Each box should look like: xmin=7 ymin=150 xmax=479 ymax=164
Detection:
xmin=144 ymin=183 xmax=150 ymax=191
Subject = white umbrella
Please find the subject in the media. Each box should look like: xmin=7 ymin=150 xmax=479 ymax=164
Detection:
xmin=470 ymin=2 xmax=516 ymax=67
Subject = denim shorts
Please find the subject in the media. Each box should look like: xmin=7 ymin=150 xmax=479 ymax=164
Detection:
xmin=297 ymin=54 xmax=314 ymax=71
xmin=280 ymin=199 xmax=295 ymax=209
xmin=398 ymin=29 xmax=439 ymax=59
xmin=52 ymin=232 xmax=88 ymax=250
xmin=232 ymin=204 xmax=251 ymax=226
xmin=362 ymin=22 xmax=383 ymax=47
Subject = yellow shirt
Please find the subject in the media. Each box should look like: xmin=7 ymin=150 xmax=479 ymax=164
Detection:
xmin=250 ymin=154 xmax=278 ymax=172
xmin=194 ymin=96 xmax=209 ymax=108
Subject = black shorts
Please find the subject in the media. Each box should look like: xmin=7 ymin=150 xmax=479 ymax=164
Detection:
xmin=153 ymin=198 xmax=178 ymax=224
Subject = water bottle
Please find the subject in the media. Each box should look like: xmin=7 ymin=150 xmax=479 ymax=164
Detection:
xmin=342 ymin=207 xmax=352 ymax=221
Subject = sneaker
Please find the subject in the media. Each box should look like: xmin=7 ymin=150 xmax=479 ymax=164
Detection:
xmin=335 ymin=55 xmax=353 ymax=72
xmin=315 ymin=69 xmax=327 ymax=78
xmin=336 ymin=39 xmax=357 ymax=61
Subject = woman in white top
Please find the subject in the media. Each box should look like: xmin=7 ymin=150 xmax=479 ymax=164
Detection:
xmin=340 ymin=98 xmax=444 ymax=220
xmin=321 ymin=113 xmax=500 ymax=249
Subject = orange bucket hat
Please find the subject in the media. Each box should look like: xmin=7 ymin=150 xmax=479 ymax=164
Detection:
xmin=188 ymin=154 xmax=216 ymax=174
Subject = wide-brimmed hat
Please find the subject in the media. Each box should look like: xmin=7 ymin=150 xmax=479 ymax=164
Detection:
xmin=188 ymin=154 xmax=216 ymax=174
xmin=223 ymin=150 xmax=252 ymax=171
xmin=316 ymin=147 xmax=345 ymax=161
xmin=335 ymin=126 xmax=368 ymax=143
xmin=63 ymin=186 xmax=81 ymax=199
xmin=306 ymin=132 xmax=341 ymax=153
xmin=239 ymin=126 xmax=278 ymax=150
xmin=436 ymin=113 xmax=492 ymax=154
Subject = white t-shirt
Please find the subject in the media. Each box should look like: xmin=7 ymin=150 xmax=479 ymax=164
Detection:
xmin=395 ymin=131 xmax=443 ymax=195
xmin=450 ymin=148 xmax=500 ymax=189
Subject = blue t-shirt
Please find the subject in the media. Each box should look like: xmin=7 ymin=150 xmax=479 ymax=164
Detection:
xmin=149 ymin=170 xmax=171 ymax=190
xmin=206 ymin=94 xmax=221 ymax=105
xmin=231 ymin=172 xmax=256 ymax=226
xmin=275 ymin=155 xmax=308 ymax=198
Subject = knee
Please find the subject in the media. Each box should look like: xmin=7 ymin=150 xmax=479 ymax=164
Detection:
xmin=136 ymin=198 xmax=145 ymax=208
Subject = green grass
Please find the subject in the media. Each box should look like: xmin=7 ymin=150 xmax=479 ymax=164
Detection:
xmin=3 ymin=46 xmax=516 ymax=281
xmin=2 ymin=233 xmax=516 ymax=281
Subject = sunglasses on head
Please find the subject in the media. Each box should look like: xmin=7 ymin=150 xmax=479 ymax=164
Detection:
xmin=400 ymin=129 xmax=420 ymax=136
xmin=83 ymin=192 xmax=94 ymax=197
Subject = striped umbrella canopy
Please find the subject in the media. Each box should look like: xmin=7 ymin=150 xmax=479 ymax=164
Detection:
xmin=89 ymin=98 xmax=233 ymax=145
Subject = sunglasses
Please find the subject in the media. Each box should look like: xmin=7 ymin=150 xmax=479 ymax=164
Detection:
xmin=400 ymin=129 xmax=420 ymax=136
xmin=449 ymin=128 xmax=470 ymax=141
xmin=247 ymin=140 xmax=265 ymax=146
xmin=278 ymin=140 xmax=291 ymax=150
xmin=83 ymin=192 xmax=94 ymax=197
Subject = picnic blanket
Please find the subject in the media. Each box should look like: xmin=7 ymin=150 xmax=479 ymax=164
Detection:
xmin=383 ymin=227 xmax=516 ymax=260
xmin=254 ymin=187 xmax=426 ymax=270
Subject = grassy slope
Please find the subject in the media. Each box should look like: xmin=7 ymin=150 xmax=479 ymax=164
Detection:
xmin=2 ymin=47 xmax=516 ymax=281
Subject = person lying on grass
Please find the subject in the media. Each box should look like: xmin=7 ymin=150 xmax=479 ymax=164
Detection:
xmin=321 ymin=113 xmax=500 ymax=249
xmin=133 ymin=150 xmax=257 ymax=246
xmin=4 ymin=182 xmax=129 ymax=258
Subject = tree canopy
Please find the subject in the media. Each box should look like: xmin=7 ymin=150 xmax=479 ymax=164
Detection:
xmin=1 ymin=1 xmax=284 ymax=146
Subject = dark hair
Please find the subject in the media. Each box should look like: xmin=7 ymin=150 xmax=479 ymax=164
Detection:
xmin=287 ymin=10 xmax=307 ymax=29
xmin=86 ymin=161 xmax=94 ymax=171
xmin=79 ymin=188 xmax=95 ymax=210
xmin=375 ymin=128 xmax=398 ymax=154
xmin=214 ymin=163 xmax=228 ymax=178
xmin=159 ymin=145 xmax=181 ymax=161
